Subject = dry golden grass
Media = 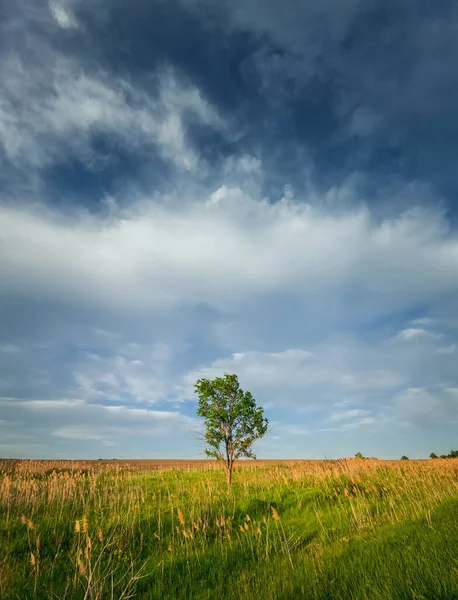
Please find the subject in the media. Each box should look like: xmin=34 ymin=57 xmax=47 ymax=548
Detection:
xmin=0 ymin=456 xmax=437 ymax=475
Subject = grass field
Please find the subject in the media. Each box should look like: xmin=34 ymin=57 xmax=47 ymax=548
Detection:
xmin=1 ymin=458 xmax=457 ymax=599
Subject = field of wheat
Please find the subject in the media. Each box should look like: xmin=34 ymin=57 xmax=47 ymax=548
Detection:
xmin=0 ymin=458 xmax=457 ymax=599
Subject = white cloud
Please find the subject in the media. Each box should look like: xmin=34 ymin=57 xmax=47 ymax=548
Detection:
xmin=342 ymin=417 xmax=376 ymax=429
xmin=409 ymin=318 xmax=436 ymax=327
xmin=0 ymin=51 xmax=223 ymax=172
xmin=54 ymin=426 xmax=105 ymax=440
xmin=151 ymin=343 xmax=174 ymax=363
xmin=0 ymin=397 xmax=200 ymax=449
xmin=183 ymin=320 xmax=458 ymax=429
xmin=49 ymin=0 xmax=78 ymax=29
xmin=53 ymin=405 xmax=195 ymax=440
xmin=319 ymin=416 xmax=376 ymax=432
xmin=394 ymin=328 xmax=443 ymax=341
xmin=25 ymin=399 xmax=86 ymax=410
xmin=394 ymin=387 xmax=458 ymax=427
xmin=272 ymin=423 xmax=310 ymax=436
xmin=329 ymin=409 xmax=370 ymax=421
xmin=1 ymin=191 xmax=458 ymax=319
xmin=183 ymin=344 xmax=406 ymax=410
xmin=72 ymin=345 xmax=178 ymax=404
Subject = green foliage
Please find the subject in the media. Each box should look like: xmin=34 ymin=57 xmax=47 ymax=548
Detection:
xmin=400 ymin=455 xmax=409 ymax=460
xmin=195 ymin=373 xmax=268 ymax=483
xmin=431 ymin=449 xmax=458 ymax=459
xmin=354 ymin=452 xmax=365 ymax=459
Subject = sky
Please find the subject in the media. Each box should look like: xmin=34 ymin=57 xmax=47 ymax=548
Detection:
xmin=1 ymin=0 xmax=458 ymax=460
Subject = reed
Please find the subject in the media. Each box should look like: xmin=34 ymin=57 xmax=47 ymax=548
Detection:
xmin=0 ymin=458 xmax=457 ymax=599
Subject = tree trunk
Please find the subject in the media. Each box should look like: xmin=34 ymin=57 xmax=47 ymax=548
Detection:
xmin=226 ymin=464 xmax=232 ymax=486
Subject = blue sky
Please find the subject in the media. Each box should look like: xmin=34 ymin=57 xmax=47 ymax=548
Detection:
xmin=1 ymin=0 xmax=458 ymax=459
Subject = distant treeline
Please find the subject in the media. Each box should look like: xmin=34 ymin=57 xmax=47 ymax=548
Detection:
xmin=430 ymin=450 xmax=458 ymax=459
xmin=353 ymin=451 xmax=458 ymax=461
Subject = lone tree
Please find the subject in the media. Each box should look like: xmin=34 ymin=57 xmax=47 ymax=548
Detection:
xmin=195 ymin=373 xmax=268 ymax=486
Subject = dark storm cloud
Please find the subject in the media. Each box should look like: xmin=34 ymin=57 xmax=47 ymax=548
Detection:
xmin=4 ymin=0 xmax=458 ymax=204
xmin=230 ymin=0 xmax=458 ymax=202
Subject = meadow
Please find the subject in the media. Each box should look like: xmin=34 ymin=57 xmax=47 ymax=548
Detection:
xmin=0 ymin=458 xmax=457 ymax=599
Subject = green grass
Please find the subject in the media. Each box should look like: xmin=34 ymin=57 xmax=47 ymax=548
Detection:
xmin=0 ymin=460 xmax=457 ymax=599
